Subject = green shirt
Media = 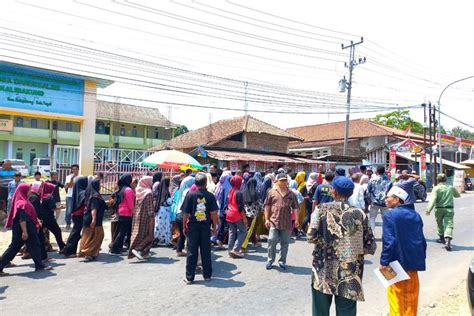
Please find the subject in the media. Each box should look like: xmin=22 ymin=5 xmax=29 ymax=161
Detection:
xmin=427 ymin=183 xmax=460 ymax=212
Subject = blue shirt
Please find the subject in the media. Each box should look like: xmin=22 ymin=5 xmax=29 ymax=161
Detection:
xmin=313 ymin=183 xmax=334 ymax=205
xmin=7 ymin=180 xmax=22 ymax=200
xmin=380 ymin=205 xmax=426 ymax=271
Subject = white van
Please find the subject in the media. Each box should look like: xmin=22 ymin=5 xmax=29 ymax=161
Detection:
xmin=32 ymin=157 xmax=51 ymax=176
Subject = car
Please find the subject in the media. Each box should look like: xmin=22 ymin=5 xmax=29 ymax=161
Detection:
xmin=31 ymin=157 xmax=51 ymax=176
xmin=0 ymin=159 xmax=29 ymax=177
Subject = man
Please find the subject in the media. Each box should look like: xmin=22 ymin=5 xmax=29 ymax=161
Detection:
xmin=381 ymin=185 xmax=426 ymax=316
xmin=308 ymin=176 xmax=376 ymax=316
xmin=7 ymin=172 xmax=23 ymax=214
xmin=0 ymin=160 xmax=16 ymax=213
xmin=426 ymin=173 xmax=460 ymax=251
xmin=209 ymin=164 xmax=219 ymax=184
xmin=348 ymin=173 xmax=365 ymax=209
xmin=264 ymin=173 xmax=299 ymax=271
xmin=64 ymin=164 xmax=80 ymax=230
xmin=359 ymin=165 xmax=369 ymax=184
xmin=367 ymin=166 xmax=392 ymax=233
xmin=394 ymin=170 xmax=420 ymax=209
xmin=181 ymin=173 xmax=219 ymax=284
xmin=34 ymin=171 xmax=42 ymax=181
xmin=312 ymin=171 xmax=335 ymax=211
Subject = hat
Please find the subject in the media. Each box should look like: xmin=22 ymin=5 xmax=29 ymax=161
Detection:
xmin=276 ymin=173 xmax=288 ymax=181
xmin=277 ymin=168 xmax=286 ymax=174
xmin=332 ymin=176 xmax=354 ymax=196
xmin=335 ymin=168 xmax=346 ymax=177
xmin=387 ymin=186 xmax=408 ymax=202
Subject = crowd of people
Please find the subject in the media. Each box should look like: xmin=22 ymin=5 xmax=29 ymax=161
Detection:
xmin=0 ymin=159 xmax=462 ymax=316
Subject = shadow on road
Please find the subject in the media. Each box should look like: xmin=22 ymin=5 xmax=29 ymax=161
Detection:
xmin=14 ymin=269 xmax=56 ymax=279
xmin=0 ymin=285 xmax=8 ymax=301
xmin=129 ymin=256 xmax=179 ymax=265
xmin=285 ymin=265 xmax=312 ymax=275
xmin=200 ymin=277 xmax=245 ymax=288
xmin=450 ymin=244 xmax=474 ymax=252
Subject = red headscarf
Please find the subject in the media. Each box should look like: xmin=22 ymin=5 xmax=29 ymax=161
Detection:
xmin=5 ymin=183 xmax=40 ymax=230
xmin=42 ymin=182 xmax=57 ymax=200
xmin=228 ymin=176 xmax=243 ymax=206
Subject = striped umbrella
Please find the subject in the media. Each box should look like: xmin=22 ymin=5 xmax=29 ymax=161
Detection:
xmin=143 ymin=150 xmax=202 ymax=171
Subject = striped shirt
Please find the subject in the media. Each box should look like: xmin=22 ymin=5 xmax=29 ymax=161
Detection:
xmin=264 ymin=188 xmax=299 ymax=231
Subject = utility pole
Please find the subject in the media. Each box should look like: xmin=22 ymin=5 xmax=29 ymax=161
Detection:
xmin=422 ymin=103 xmax=427 ymax=150
xmin=432 ymin=104 xmax=438 ymax=184
xmin=244 ymin=81 xmax=249 ymax=116
xmin=341 ymin=37 xmax=365 ymax=156
xmin=428 ymin=102 xmax=434 ymax=186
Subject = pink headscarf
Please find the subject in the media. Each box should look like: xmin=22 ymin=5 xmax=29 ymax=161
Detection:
xmin=30 ymin=181 xmax=43 ymax=196
xmin=135 ymin=176 xmax=153 ymax=204
xmin=189 ymin=184 xmax=198 ymax=193
xmin=5 ymin=183 xmax=40 ymax=230
xmin=42 ymin=182 xmax=57 ymax=200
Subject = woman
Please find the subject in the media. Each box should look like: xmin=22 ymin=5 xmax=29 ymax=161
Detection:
xmin=129 ymin=176 xmax=156 ymax=260
xmin=0 ymin=183 xmax=53 ymax=276
xmin=256 ymin=174 xmax=275 ymax=238
xmin=242 ymin=178 xmax=261 ymax=247
xmin=25 ymin=181 xmax=48 ymax=263
xmin=226 ymin=176 xmax=247 ymax=258
xmin=253 ymin=172 xmax=264 ymax=194
xmin=215 ymin=174 xmax=232 ymax=248
xmin=174 ymin=175 xmax=195 ymax=256
xmin=294 ymin=171 xmax=307 ymax=232
xmin=110 ymin=174 xmax=135 ymax=255
xmin=62 ymin=176 xmax=88 ymax=258
xmin=289 ymin=180 xmax=304 ymax=237
xmin=301 ymin=172 xmax=319 ymax=233
xmin=154 ymin=178 xmax=172 ymax=246
xmin=79 ymin=179 xmax=107 ymax=261
xmin=41 ymin=182 xmax=66 ymax=251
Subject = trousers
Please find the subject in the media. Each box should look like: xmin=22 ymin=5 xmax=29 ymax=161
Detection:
xmin=369 ymin=204 xmax=388 ymax=232
xmin=63 ymin=215 xmax=83 ymax=256
xmin=186 ymin=223 xmax=212 ymax=281
xmin=41 ymin=211 xmax=66 ymax=249
xmin=228 ymin=219 xmax=247 ymax=252
xmin=111 ymin=216 xmax=132 ymax=254
xmin=311 ymin=287 xmax=357 ymax=316
xmin=176 ymin=213 xmax=186 ymax=253
xmin=267 ymin=227 xmax=291 ymax=264
xmin=434 ymin=208 xmax=454 ymax=238
xmin=65 ymin=196 xmax=73 ymax=226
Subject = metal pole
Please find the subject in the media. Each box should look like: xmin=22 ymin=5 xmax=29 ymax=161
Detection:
xmin=343 ymin=46 xmax=353 ymax=156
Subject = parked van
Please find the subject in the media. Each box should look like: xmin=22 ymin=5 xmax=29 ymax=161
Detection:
xmin=32 ymin=157 xmax=51 ymax=176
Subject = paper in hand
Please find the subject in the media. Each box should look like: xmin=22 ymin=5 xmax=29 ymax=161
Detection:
xmin=374 ymin=260 xmax=410 ymax=288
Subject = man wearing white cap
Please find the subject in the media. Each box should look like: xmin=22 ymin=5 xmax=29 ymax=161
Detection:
xmin=380 ymin=185 xmax=426 ymax=316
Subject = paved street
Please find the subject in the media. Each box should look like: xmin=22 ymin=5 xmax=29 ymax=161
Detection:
xmin=0 ymin=194 xmax=473 ymax=315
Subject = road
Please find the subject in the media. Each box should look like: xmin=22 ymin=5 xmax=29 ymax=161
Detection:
xmin=0 ymin=193 xmax=473 ymax=315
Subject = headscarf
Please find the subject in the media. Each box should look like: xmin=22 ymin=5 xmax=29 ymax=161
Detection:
xmin=190 ymin=184 xmax=198 ymax=193
xmin=289 ymin=180 xmax=304 ymax=204
xmin=289 ymin=180 xmax=298 ymax=190
xmin=5 ymin=183 xmax=40 ymax=230
xmin=176 ymin=175 xmax=195 ymax=212
xmin=152 ymin=172 xmax=163 ymax=184
xmin=206 ymin=173 xmax=216 ymax=193
xmin=135 ymin=176 xmax=153 ymax=204
xmin=71 ymin=176 xmax=89 ymax=211
xmin=253 ymin=172 xmax=264 ymax=193
xmin=295 ymin=171 xmax=306 ymax=191
xmin=243 ymin=178 xmax=259 ymax=204
xmin=228 ymin=176 xmax=243 ymax=209
xmin=215 ymin=175 xmax=232 ymax=212
xmin=30 ymin=181 xmax=43 ymax=196
xmin=260 ymin=174 xmax=275 ymax=201
xmin=41 ymin=182 xmax=57 ymax=200
xmin=115 ymin=174 xmax=133 ymax=206
xmin=156 ymin=178 xmax=171 ymax=206
xmin=85 ymin=179 xmax=102 ymax=210
xmin=169 ymin=174 xmax=182 ymax=197
xmin=306 ymin=172 xmax=319 ymax=191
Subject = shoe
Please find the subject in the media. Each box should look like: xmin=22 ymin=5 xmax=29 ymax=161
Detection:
xmin=436 ymin=235 xmax=446 ymax=244
xmin=278 ymin=262 xmax=287 ymax=271
xmin=142 ymin=253 xmax=151 ymax=259
xmin=183 ymin=278 xmax=193 ymax=285
xmin=35 ymin=266 xmax=53 ymax=272
xmin=445 ymin=237 xmax=452 ymax=251
xmin=176 ymin=251 xmax=187 ymax=257
xmin=131 ymin=249 xmax=144 ymax=260
xmin=266 ymin=261 xmax=273 ymax=270
xmin=108 ymin=251 xmax=122 ymax=256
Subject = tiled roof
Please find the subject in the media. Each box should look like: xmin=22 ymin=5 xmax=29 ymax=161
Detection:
xmin=151 ymin=115 xmax=303 ymax=151
xmin=96 ymin=100 xmax=178 ymax=128
xmin=288 ymin=119 xmax=424 ymax=143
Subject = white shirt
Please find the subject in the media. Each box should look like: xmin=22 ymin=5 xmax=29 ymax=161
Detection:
xmin=65 ymin=174 xmax=81 ymax=197
xmin=348 ymin=183 xmax=366 ymax=209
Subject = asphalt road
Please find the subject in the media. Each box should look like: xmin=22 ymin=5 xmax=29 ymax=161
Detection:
xmin=0 ymin=193 xmax=473 ymax=315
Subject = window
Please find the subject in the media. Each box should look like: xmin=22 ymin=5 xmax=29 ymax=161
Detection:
xmin=95 ymin=121 xmax=105 ymax=134
xmin=131 ymin=126 xmax=138 ymax=137
xmin=16 ymin=152 xmax=23 ymax=159
xmin=120 ymin=127 xmax=126 ymax=136
xmin=154 ymin=128 xmax=159 ymax=139
xmin=15 ymin=117 xmax=23 ymax=127
xmin=30 ymin=119 xmax=38 ymax=128
xmin=105 ymin=124 xmax=110 ymax=134
xmin=65 ymin=122 xmax=73 ymax=131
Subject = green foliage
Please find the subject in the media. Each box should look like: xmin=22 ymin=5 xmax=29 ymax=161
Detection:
xmin=175 ymin=125 xmax=189 ymax=137
xmin=370 ymin=110 xmax=424 ymax=133
xmin=448 ymin=126 xmax=474 ymax=139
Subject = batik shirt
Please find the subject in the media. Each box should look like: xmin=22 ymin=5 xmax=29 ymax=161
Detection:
xmin=307 ymin=201 xmax=376 ymax=301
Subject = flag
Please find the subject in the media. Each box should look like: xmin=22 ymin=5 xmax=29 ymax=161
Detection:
xmin=403 ymin=125 xmax=411 ymax=136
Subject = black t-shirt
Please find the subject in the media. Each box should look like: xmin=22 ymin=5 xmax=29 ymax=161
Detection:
xmin=83 ymin=197 xmax=107 ymax=227
xmin=181 ymin=189 xmax=218 ymax=226
xmin=40 ymin=197 xmax=56 ymax=218
xmin=29 ymin=194 xmax=42 ymax=218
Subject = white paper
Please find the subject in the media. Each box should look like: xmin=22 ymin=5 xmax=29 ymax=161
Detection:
xmin=374 ymin=260 xmax=410 ymax=288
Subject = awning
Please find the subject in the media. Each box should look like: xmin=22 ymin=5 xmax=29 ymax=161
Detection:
xmin=396 ymin=152 xmax=469 ymax=170
xmin=204 ymin=149 xmax=322 ymax=164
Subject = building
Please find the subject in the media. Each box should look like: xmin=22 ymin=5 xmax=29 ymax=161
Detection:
xmin=151 ymin=115 xmax=322 ymax=172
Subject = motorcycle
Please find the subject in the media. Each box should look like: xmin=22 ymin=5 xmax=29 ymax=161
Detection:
xmin=465 ymin=178 xmax=473 ymax=191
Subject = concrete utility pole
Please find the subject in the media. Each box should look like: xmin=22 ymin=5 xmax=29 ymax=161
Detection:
xmin=341 ymin=37 xmax=365 ymax=156
xmin=244 ymin=81 xmax=249 ymax=115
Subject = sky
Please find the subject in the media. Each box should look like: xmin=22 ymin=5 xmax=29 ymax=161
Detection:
xmin=1 ymin=0 xmax=473 ymax=132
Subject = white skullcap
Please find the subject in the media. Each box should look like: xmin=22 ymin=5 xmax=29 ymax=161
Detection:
xmin=387 ymin=186 xmax=408 ymax=202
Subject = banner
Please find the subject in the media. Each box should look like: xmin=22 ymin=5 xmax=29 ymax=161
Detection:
xmin=229 ymin=160 xmax=238 ymax=172
xmin=420 ymin=152 xmax=427 ymax=182
xmin=249 ymin=161 xmax=256 ymax=173
xmin=389 ymin=148 xmax=397 ymax=182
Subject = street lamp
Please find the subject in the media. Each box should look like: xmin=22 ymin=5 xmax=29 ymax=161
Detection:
xmin=437 ymin=76 xmax=474 ymax=172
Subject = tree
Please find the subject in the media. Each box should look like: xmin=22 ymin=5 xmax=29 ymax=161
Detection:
xmin=448 ymin=126 xmax=474 ymax=139
xmin=370 ymin=110 xmax=424 ymax=133
xmin=174 ymin=125 xmax=189 ymax=137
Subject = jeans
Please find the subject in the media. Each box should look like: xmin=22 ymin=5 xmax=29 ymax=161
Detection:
xmin=0 ymin=220 xmax=44 ymax=271
xmin=217 ymin=214 xmax=227 ymax=243
xmin=312 ymin=287 xmax=357 ymax=316
xmin=65 ymin=197 xmax=73 ymax=226
xmin=176 ymin=212 xmax=186 ymax=252
xmin=228 ymin=219 xmax=247 ymax=252
xmin=63 ymin=215 xmax=83 ymax=256
xmin=267 ymin=227 xmax=291 ymax=264
xmin=369 ymin=204 xmax=388 ymax=232
xmin=42 ymin=212 xmax=66 ymax=249
xmin=111 ymin=216 xmax=132 ymax=254
xmin=186 ymin=223 xmax=212 ymax=281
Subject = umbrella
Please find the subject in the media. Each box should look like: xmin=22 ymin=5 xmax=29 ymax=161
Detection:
xmin=143 ymin=150 xmax=202 ymax=170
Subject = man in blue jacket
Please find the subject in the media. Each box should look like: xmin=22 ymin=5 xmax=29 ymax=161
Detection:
xmin=380 ymin=185 xmax=426 ymax=316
